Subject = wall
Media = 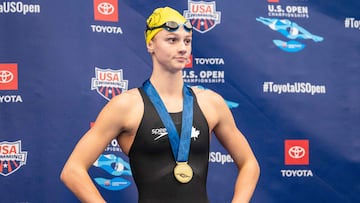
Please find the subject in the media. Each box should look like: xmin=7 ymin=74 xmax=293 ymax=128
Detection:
xmin=1 ymin=0 xmax=359 ymax=202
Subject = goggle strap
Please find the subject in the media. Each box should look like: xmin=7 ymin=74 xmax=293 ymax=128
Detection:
xmin=146 ymin=21 xmax=192 ymax=32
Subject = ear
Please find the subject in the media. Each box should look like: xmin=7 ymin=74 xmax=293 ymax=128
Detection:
xmin=147 ymin=40 xmax=154 ymax=54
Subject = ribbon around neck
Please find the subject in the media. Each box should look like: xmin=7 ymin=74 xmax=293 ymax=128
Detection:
xmin=142 ymin=80 xmax=193 ymax=162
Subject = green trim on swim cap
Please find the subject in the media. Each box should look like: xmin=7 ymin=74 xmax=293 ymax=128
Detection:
xmin=145 ymin=6 xmax=187 ymax=44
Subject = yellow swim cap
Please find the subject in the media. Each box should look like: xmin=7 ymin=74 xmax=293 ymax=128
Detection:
xmin=145 ymin=6 xmax=187 ymax=45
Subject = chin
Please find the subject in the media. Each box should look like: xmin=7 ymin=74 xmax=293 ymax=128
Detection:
xmin=173 ymin=63 xmax=186 ymax=69
xmin=177 ymin=65 xmax=186 ymax=70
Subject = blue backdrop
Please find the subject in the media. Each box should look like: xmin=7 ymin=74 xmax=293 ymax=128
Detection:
xmin=1 ymin=0 xmax=359 ymax=202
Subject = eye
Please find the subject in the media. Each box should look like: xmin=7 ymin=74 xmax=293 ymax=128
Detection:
xmin=166 ymin=37 xmax=178 ymax=43
xmin=184 ymin=38 xmax=192 ymax=45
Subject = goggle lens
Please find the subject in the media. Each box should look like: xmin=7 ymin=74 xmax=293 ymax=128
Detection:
xmin=147 ymin=21 xmax=192 ymax=32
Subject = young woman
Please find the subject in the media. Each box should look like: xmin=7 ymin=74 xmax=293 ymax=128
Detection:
xmin=61 ymin=6 xmax=260 ymax=203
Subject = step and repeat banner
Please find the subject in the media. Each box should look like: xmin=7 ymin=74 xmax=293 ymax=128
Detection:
xmin=1 ymin=0 xmax=359 ymax=202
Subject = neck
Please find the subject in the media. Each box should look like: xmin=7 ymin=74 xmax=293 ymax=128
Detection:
xmin=149 ymin=71 xmax=184 ymax=97
xmin=148 ymin=71 xmax=184 ymax=113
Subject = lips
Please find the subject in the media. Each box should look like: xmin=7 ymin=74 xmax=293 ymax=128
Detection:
xmin=175 ymin=57 xmax=187 ymax=62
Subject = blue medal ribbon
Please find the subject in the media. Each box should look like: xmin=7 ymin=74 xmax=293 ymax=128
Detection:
xmin=142 ymin=80 xmax=193 ymax=162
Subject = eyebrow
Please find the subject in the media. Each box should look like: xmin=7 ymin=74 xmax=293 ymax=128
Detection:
xmin=164 ymin=32 xmax=192 ymax=38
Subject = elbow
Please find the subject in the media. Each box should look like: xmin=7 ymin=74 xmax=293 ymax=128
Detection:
xmin=60 ymin=163 xmax=89 ymax=187
xmin=250 ymin=157 xmax=260 ymax=178
xmin=241 ymin=157 xmax=261 ymax=181
xmin=60 ymin=164 xmax=75 ymax=186
xmin=254 ymin=160 xmax=260 ymax=180
xmin=60 ymin=166 xmax=69 ymax=184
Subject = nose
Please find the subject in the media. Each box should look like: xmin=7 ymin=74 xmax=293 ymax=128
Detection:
xmin=178 ymin=41 xmax=187 ymax=54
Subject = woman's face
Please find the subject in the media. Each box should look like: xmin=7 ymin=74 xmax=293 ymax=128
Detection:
xmin=148 ymin=25 xmax=192 ymax=72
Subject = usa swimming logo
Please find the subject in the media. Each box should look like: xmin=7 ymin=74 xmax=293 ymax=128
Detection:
xmin=184 ymin=1 xmax=221 ymax=33
xmin=91 ymin=67 xmax=128 ymax=101
xmin=0 ymin=140 xmax=27 ymax=177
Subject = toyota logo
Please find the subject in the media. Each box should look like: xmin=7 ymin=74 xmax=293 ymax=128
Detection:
xmin=0 ymin=70 xmax=14 ymax=84
xmin=97 ymin=2 xmax=115 ymax=15
xmin=288 ymin=146 xmax=305 ymax=159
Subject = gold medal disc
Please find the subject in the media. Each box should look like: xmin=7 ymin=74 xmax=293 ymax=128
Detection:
xmin=174 ymin=162 xmax=193 ymax=183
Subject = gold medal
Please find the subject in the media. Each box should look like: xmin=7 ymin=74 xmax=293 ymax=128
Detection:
xmin=174 ymin=162 xmax=193 ymax=183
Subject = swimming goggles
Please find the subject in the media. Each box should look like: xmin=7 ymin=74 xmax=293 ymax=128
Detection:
xmin=146 ymin=21 xmax=193 ymax=32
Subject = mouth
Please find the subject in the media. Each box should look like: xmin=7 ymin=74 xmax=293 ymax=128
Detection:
xmin=175 ymin=57 xmax=188 ymax=63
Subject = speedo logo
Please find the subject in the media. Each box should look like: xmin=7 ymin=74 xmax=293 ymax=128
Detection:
xmin=152 ymin=128 xmax=168 ymax=141
xmin=152 ymin=127 xmax=200 ymax=141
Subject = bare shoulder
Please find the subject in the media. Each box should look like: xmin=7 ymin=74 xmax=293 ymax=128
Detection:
xmin=191 ymin=86 xmax=225 ymax=107
xmin=106 ymin=88 xmax=143 ymax=109
xmin=97 ymin=87 xmax=143 ymax=128
xmin=113 ymin=88 xmax=142 ymax=102
xmin=190 ymin=86 xmax=226 ymax=130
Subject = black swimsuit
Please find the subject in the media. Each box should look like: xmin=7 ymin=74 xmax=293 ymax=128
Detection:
xmin=128 ymin=88 xmax=210 ymax=203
